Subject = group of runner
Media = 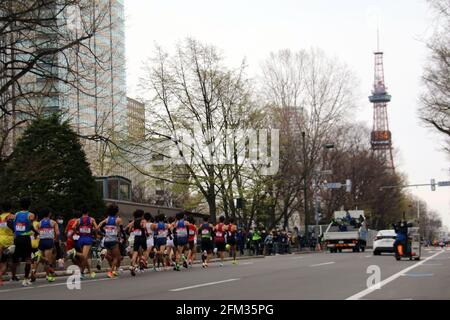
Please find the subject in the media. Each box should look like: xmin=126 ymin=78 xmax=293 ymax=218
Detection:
xmin=0 ymin=199 xmax=239 ymax=287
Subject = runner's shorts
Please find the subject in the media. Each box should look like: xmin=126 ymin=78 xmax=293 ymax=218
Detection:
xmin=13 ymin=235 xmax=32 ymax=263
xmin=215 ymin=241 xmax=226 ymax=252
xmin=176 ymin=236 xmax=188 ymax=247
xmin=146 ymin=237 xmax=154 ymax=249
xmin=201 ymin=239 xmax=213 ymax=253
xmin=133 ymin=236 xmax=147 ymax=252
xmin=38 ymin=239 xmax=54 ymax=252
xmin=78 ymin=236 xmax=93 ymax=248
xmin=104 ymin=241 xmax=118 ymax=250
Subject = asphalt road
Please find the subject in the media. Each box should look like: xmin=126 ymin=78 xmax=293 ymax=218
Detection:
xmin=1 ymin=247 xmax=449 ymax=300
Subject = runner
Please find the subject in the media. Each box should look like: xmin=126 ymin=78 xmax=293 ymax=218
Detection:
xmin=187 ymin=216 xmax=197 ymax=267
xmin=173 ymin=212 xmax=190 ymax=271
xmin=0 ymin=201 xmax=15 ymax=286
xmin=97 ymin=204 xmax=123 ymax=279
xmin=29 ymin=217 xmax=41 ymax=282
xmin=166 ymin=216 xmax=176 ymax=268
xmin=144 ymin=212 xmax=156 ymax=271
xmin=199 ymin=216 xmax=214 ymax=268
xmin=31 ymin=208 xmax=59 ymax=282
xmin=71 ymin=206 xmax=98 ymax=279
xmin=65 ymin=211 xmax=81 ymax=268
xmin=214 ymin=216 xmax=228 ymax=267
xmin=126 ymin=209 xmax=147 ymax=276
xmin=151 ymin=214 xmax=168 ymax=271
xmin=227 ymin=218 xmax=238 ymax=264
xmin=11 ymin=198 xmax=36 ymax=286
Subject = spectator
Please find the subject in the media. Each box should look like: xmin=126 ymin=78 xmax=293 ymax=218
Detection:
xmin=236 ymin=228 xmax=246 ymax=256
xmin=264 ymin=232 xmax=274 ymax=255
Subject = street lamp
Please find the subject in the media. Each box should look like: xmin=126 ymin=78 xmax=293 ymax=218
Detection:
xmin=302 ymin=130 xmax=334 ymax=245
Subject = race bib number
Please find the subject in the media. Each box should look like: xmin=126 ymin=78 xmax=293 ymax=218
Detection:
xmin=202 ymin=229 xmax=209 ymax=235
xmin=133 ymin=229 xmax=142 ymax=236
xmin=105 ymin=226 xmax=117 ymax=236
xmin=72 ymin=234 xmax=80 ymax=240
xmin=0 ymin=222 xmax=7 ymax=228
xmin=15 ymin=222 xmax=26 ymax=232
xmin=189 ymin=229 xmax=195 ymax=236
xmin=177 ymin=227 xmax=187 ymax=237
xmin=216 ymin=231 xmax=223 ymax=237
xmin=158 ymin=229 xmax=166 ymax=237
xmin=79 ymin=226 xmax=91 ymax=234
xmin=39 ymin=228 xmax=54 ymax=239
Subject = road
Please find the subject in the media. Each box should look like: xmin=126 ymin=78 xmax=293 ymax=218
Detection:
xmin=1 ymin=247 xmax=449 ymax=300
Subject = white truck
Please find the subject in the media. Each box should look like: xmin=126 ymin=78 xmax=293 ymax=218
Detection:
xmin=323 ymin=210 xmax=367 ymax=253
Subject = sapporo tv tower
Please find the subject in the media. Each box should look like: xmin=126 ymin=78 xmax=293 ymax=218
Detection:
xmin=369 ymin=32 xmax=395 ymax=172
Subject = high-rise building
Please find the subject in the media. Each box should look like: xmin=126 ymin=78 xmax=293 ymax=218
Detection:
xmin=2 ymin=0 xmax=127 ymax=177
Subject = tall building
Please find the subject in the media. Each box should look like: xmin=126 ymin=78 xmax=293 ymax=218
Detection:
xmin=2 ymin=0 xmax=127 ymax=177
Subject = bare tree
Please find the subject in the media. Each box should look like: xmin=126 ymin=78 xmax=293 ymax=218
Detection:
xmin=419 ymin=0 xmax=450 ymax=151
xmin=259 ymin=48 xmax=356 ymax=229
xmin=137 ymin=38 xmax=254 ymax=222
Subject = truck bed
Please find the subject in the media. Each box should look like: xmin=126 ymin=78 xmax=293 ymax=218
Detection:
xmin=323 ymin=231 xmax=360 ymax=241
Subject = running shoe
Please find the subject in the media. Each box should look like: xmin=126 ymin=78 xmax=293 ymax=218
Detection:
xmin=107 ymin=271 xmax=114 ymax=279
xmin=202 ymin=262 xmax=206 ymax=268
xmin=90 ymin=272 xmax=96 ymax=279
xmin=10 ymin=276 xmax=19 ymax=282
xmin=130 ymin=267 xmax=136 ymax=277
xmin=232 ymin=260 xmax=238 ymax=265
xmin=182 ymin=260 xmax=188 ymax=269
xmin=112 ymin=271 xmax=119 ymax=277
xmin=46 ymin=275 xmax=55 ymax=282
xmin=21 ymin=279 xmax=31 ymax=287
xmin=219 ymin=262 xmax=224 ymax=267
xmin=30 ymin=272 xmax=36 ymax=283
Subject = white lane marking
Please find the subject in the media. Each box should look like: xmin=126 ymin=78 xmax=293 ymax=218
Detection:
xmin=365 ymin=255 xmax=371 ymax=258
xmin=169 ymin=278 xmax=240 ymax=292
xmin=401 ymin=273 xmax=434 ymax=277
xmin=291 ymin=256 xmax=305 ymax=260
xmin=421 ymin=263 xmax=442 ymax=266
xmin=346 ymin=250 xmax=444 ymax=300
xmin=310 ymin=262 xmax=335 ymax=267
xmin=240 ymin=262 xmax=254 ymax=265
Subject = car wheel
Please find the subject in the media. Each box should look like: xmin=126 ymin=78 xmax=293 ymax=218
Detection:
xmin=361 ymin=247 xmax=365 ymax=252
xmin=338 ymin=248 xmax=342 ymax=253
xmin=373 ymin=250 xmax=380 ymax=256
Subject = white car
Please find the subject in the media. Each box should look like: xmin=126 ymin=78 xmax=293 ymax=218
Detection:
xmin=373 ymin=230 xmax=396 ymax=255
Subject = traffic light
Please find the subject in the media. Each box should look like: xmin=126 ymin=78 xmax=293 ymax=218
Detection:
xmin=346 ymin=179 xmax=352 ymax=193
xmin=431 ymin=179 xmax=436 ymax=191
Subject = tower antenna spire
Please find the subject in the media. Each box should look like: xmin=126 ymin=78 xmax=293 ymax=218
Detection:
xmin=377 ymin=23 xmax=380 ymax=52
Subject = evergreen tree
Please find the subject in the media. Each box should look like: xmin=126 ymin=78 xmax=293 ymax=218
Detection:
xmin=0 ymin=114 xmax=104 ymax=218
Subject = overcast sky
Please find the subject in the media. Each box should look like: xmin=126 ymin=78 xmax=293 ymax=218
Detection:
xmin=124 ymin=0 xmax=450 ymax=228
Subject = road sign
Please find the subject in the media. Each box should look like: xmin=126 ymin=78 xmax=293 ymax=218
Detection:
xmin=438 ymin=181 xmax=450 ymax=187
xmin=325 ymin=182 xmax=342 ymax=189
xmin=346 ymin=179 xmax=352 ymax=193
